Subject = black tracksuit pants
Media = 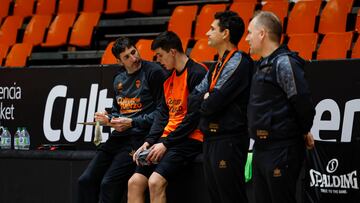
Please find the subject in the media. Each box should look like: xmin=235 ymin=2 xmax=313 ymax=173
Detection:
xmin=77 ymin=136 xmax=142 ymax=203
xmin=252 ymin=141 xmax=305 ymax=203
xmin=203 ymin=135 xmax=249 ymax=203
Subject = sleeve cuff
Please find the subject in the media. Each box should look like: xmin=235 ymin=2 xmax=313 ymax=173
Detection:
xmin=131 ymin=117 xmax=140 ymax=128
xmin=145 ymin=138 xmax=155 ymax=146
xmin=162 ymin=140 xmax=171 ymax=148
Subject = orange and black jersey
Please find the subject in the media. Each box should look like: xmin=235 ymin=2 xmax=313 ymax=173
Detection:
xmin=109 ymin=60 xmax=167 ymax=138
xmin=145 ymin=59 xmax=207 ymax=148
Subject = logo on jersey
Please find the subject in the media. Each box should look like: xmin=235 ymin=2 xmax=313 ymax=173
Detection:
xmin=118 ymin=97 xmax=143 ymax=114
xmin=169 ymin=82 xmax=173 ymax=94
xmin=117 ymin=83 xmax=123 ymax=93
xmin=136 ymin=80 xmax=141 ymax=89
xmin=273 ymin=168 xmax=282 ymax=177
xmin=219 ymin=160 xmax=227 ymax=169
xmin=167 ymin=98 xmax=184 ymax=114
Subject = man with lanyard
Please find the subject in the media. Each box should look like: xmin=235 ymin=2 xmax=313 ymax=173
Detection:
xmin=191 ymin=11 xmax=254 ymax=203
xmin=77 ymin=37 xmax=167 ymax=203
xmin=127 ymin=31 xmax=207 ymax=203
xmin=246 ymin=11 xmax=315 ymax=203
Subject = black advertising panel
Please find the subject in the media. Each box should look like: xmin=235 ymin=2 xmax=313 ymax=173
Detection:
xmin=305 ymin=60 xmax=360 ymax=143
xmin=305 ymin=141 xmax=360 ymax=203
xmin=0 ymin=65 xmax=118 ymax=149
xmin=1 ymin=60 xmax=360 ymax=202
xmin=304 ymin=59 xmax=360 ymax=202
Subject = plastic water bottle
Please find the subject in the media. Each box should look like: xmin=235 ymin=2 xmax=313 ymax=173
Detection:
xmin=0 ymin=127 xmax=11 ymax=149
xmin=14 ymin=127 xmax=21 ymax=150
xmin=18 ymin=127 xmax=27 ymax=150
xmin=22 ymin=127 xmax=30 ymax=150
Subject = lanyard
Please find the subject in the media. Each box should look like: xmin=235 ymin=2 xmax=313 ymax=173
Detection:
xmin=209 ymin=48 xmax=237 ymax=92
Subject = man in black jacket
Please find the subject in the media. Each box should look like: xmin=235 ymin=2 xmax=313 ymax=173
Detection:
xmin=246 ymin=11 xmax=315 ymax=203
xmin=191 ymin=11 xmax=253 ymax=203
xmin=77 ymin=37 xmax=167 ymax=203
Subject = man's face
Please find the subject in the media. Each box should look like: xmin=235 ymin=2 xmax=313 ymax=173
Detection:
xmin=206 ymin=19 xmax=224 ymax=48
xmin=246 ymin=18 xmax=263 ymax=55
xmin=154 ymin=48 xmax=175 ymax=71
xmin=118 ymin=46 xmax=141 ymax=70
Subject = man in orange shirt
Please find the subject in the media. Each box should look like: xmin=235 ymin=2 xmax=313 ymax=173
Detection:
xmin=127 ymin=31 xmax=207 ymax=203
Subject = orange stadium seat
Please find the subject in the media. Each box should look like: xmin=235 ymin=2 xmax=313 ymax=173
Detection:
xmin=0 ymin=44 xmax=9 ymax=65
xmin=69 ymin=12 xmax=101 ymax=47
xmin=136 ymin=39 xmax=154 ymax=61
xmin=317 ymin=32 xmax=353 ymax=60
xmin=104 ymin=0 xmax=128 ymax=14
xmin=0 ymin=0 xmax=11 ymax=19
xmin=318 ymin=0 xmax=354 ymax=34
xmin=0 ymin=16 xmax=23 ymax=46
xmin=229 ymin=2 xmax=256 ymax=30
xmin=238 ymin=35 xmax=249 ymax=53
xmin=5 ymin=43 xmax=33 ymax=67
xmin=351 ymin=37 xmax=360 ymax=58
xmin=233 ymin=0 xmax=257 ymax=2
xmin=23 ymin=15 xmax=52 ymax=46
xmin=35 ymin=0 xmax=56 ymax=15
xmin=287 ymin=0 xmax=321 ymax=34
xmin=42 ymin=13 xmax=76 ymax=47
xmin=101 ymin=41 xmax=117 ymax=65
xmin=58 ymin=0 xmax=79 ymax=14
xmin=83 ymin=0 xmax=104 ymax=13
xmin=261 ymin=0 xmax=289 ymax=25
xmin=287 ymin=33 xmax=318 ymax=60
xmin=168 ymin=5 xmax=198 ymax=50
xmin=13 ymin=0 xmax=35 ymax=17
xmin=194 ymin=4 xmax=227 ymax=40
xmin=355 ymin=10 xmax=360 ymax=32
xmin=190 ymin=39 xmax=217 ymax=62
xmin=131 ymin=0 xmax=153 ymax=15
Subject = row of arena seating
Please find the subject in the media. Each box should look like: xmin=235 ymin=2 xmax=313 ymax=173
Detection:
xmin=0 ymin=0 xmax=154 ymax=17
xmin=63 ymin=0 xmax=360 ymax=62
xmin=0 ymin=0 xmax=360 ymax=67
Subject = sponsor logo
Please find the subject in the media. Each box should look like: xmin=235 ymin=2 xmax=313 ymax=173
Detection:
xmin=309 ymin=158 xmax=359 ymax=194
xmin=43 ymin=84 xmax=112 ymax=142
xmin=117 ymin=97 xmax=142 ymax=114
xmin=167 ymin=98 xmax=184 ymax=114
xmin=0 ymin=82 xmax=22 ymax=120
xmin=326 ymin=159 xmax=339 ymax=173
xmin=311 ymin=99 xmax=360 ymax=142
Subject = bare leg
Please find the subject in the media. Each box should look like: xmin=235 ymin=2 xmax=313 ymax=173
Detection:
xmin=148 ymin=172 xmax=168 ymax=203
xmin=128 ymin=173 xmax=148 ymax=203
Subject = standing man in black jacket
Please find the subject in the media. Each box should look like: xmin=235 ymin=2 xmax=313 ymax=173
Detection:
xmin=246 ymin=11 xmax=315 ymax=203
xmin=77 ymin=37 xmax=167 ymax=203
xmin=191 ymin=11 xmax=253 ymax=203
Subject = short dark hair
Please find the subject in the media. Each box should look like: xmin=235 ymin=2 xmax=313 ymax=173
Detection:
xmin=111 ymin=37 xmax=135 ymax=59
xmin=253 ymin=11 xmax=282 ymax=43
xmin=214 ymin=11 xmax=244 ymax=45
xmin=151 ymin=31 xmax=184 ymax=53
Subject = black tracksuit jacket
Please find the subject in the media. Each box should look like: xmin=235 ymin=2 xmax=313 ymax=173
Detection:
xmin=248 ymin=45 xmax=315 ymax=149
